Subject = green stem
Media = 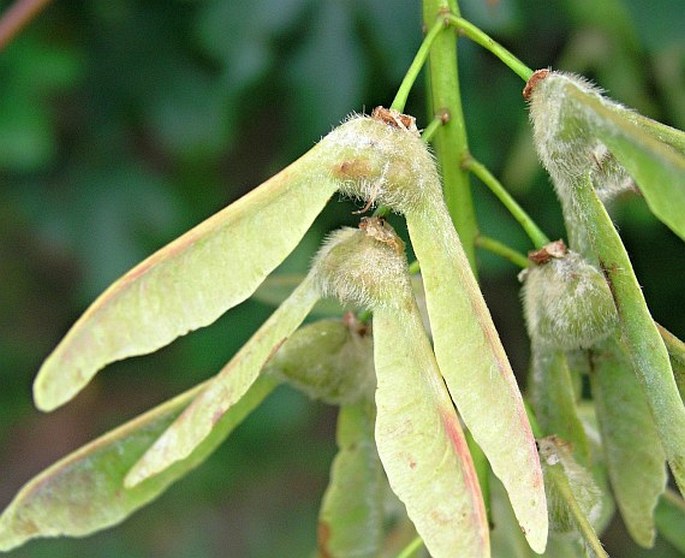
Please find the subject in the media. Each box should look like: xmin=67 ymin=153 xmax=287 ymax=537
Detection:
xmin=395 ymin=535 xmax=424 ymax=558
xmin=445 ymin=15 xmax=533 ymax=81
xmin=391 ymin=17 xmax=447 ymax=113
xmin=421 ymin=114 xmax=445 ymax=144
xmin=475 ymin=235 xmax=529 ymax=269
xmin=422 ymin=0 xmax=478 ymax=271
xmin=464 ymin=156 xmax=550 ymax=249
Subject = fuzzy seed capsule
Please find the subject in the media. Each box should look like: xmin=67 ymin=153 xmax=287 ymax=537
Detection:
xmin=522 ymin=241 xmax=618 ymax=350
xmin=525 ymin=69 xmax=634 ymax=202
xmin=311 ymin=217 xmax=411 ymax=311
xmin=266 ymin=316 xmax=374 ymax=406
xmin=323 ymin=111 xmax=442 ymax=215
xmin=538 ymin=436 xmax=604 ymax=534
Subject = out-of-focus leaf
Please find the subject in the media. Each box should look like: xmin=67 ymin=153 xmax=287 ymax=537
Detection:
xmin=572 ymin=174 xmax=685 ymax=496
xmin=529 ymin=344 xmax=590 ymax=463
xmin=590 ymin=335 xmax=667 ymax=547
xmin=146 ymin=70 xmax=233 ymax=160
xmin=565 ymin=83 xmax=685 ymax=240
xmin=655 ymin=490 xmax=685 ymax=553
xmin=622 ymin=0 xmax=685 ymax=52
xmin=0 ymin=96 xmax=54 ymax=171
xmin=407 ymin=204 xmax=547 ymax=553
xmin=362 ymin=0 xmax=421 ymax=82
xmin=461 ymin=0 xmax=522 ymax=35
xmin=32 ymin=141 xmax=341 ymax=412
xmin=286 ymin=0 xmax=365 ymax=144
xmin=0 ymin=376 xmax=278 ymax=552
xmin=374 ymin=302 xmax=489 ymax=558
xmin=0 ymin=39 xmax=82 ymax=171
xmin=125 ymin=275 xmax=319 ymax=486
xmin=317 ymin=401 xmax=384 ymax=558
xmin=539 ymin=437 xmax=607 ymax=557
xmin=195 ymin=0 xmax=306 ymax=84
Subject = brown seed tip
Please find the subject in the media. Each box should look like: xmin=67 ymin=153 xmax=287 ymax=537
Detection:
xmin=523 ymin=68 xmax=551 ymax=101
xmin=359 ymin=216 xmax=405 ymax=254
xmin=528 ymin=239 xmax=567 ymax=265
xmin=371 ymin=106 xmax=419 ymax=136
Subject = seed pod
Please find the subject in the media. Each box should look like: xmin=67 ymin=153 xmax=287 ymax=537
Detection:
xmin=525 ymin=69 xmax=629 ymax=203
xmin=326 ymin=111 xmax=442 ymax=215
xmin=538 ymin=436 xmax=604 ymax=537
xmin=311 ymin=217 xmax=411 ymax=311
xmin=522 ymin=241 xmax=618 ymax=350
xmin=525 ymin=69 xmax=685 ymax=242
xmin=266 ymin=317 xmax=374 ymax=406
xmin=314 ymin=217 xmax=491 ymax=558
xmin=31 ymin=110 xmax=434 ymax=413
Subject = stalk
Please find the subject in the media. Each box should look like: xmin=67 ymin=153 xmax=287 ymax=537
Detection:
xmin=422 ymin=0 xmax=478 ymax=270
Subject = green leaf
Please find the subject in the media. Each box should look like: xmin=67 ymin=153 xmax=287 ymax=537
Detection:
xmin=590 ymin=335 xmax=667 ymax=547
xmin=373 ymin=301 xmax=489 ymax=558
xmin=33 ymin=146 xmax=340 ymax=412
xmin=565 ymin=83 xmax=685 ymax=240
xmin=0 ymin=376 xmax=277 ymax=552
xmin=407 ymin=205 xmax=548 ymax=553
xmin=573 ymin=174 xmax=685 ymax=496
xmin=529 ymin=344 xmax=590 ymax=463
xmin=124 ymin=275 xmax=319 ymax=486
xmin=317 ymin=402 xmax=384 ymax=558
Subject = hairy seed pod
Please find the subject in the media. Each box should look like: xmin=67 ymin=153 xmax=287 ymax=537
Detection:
xmin=525 ymin=69 xmax=634 ymax=204
xmin=522 ymin=241 xmax=618 ymax=350
xmin=311 ymin=217 xmax=412 ymax=311
xmin=266 ymin=317 xmax=374 ymax=406
xmin=538 ymin=436 xmax=604 ymax=535
xmin=325 ymin=112 xmax=443 ymax=215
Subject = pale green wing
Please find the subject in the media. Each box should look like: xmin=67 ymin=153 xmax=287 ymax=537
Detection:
xmin=573 ymin=174 xmax=685 ymax=496
xmin=590 ymin=335 xmax=667 ymax=548
xmin=373 ymin=302 xmax=489 ymax=558
xmin=529 ymin=344 xmax=590 ymax=463
xmin=252 ymin=274 xmax=345 ymax=317
xmin=0 ymin=376 xmax=277 ymax=552
xmin=407 ymin=206 xmax=548 ymax=554
xmin=490 ymin=475 xmax=581 ymax=558
xmin=125 ymin=275 xmax=319 ymax=486
xmin=625 ymin=111 xmax=685 ymax=154
xmin=566 ymin=83 xmax=685 ymax=240
xmin=317 ymin=401 xmax=384 ymax=558
xmin=34 ymin=148 xmax=339 ymax=412
xmin=655 ymin=490 xmax=685 ymax=553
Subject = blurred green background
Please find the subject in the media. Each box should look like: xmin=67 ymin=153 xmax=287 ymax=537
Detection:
xmin=0 ymin=0 xmax=683 ymax=556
